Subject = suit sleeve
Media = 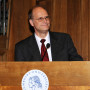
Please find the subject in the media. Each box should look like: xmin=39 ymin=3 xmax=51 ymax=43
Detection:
xmin=67 ymin=34 xmax=83 ymax=61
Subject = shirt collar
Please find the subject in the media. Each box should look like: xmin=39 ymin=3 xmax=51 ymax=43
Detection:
xmin=34 ymin=32 xmax=50 ymax=46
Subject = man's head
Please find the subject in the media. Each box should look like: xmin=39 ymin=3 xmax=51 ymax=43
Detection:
xmin=28 ymin=6 xmax=50 ymax=35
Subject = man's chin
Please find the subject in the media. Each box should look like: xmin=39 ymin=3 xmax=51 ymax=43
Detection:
xmin=40 ymin=30 xmax=49 ymax=33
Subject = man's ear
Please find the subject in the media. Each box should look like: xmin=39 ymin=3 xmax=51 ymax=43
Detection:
xmin=29 ymin=19 xmax=34 ymax=26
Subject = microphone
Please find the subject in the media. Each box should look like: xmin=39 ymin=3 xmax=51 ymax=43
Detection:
xmin=46 ymin=43 xmax=50 ymax=49
xmin=42 ymin=43 xmax=50 ymax=61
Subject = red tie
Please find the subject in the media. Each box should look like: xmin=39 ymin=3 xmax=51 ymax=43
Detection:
xmin=40 ymin=39 xmax=49 ymax=61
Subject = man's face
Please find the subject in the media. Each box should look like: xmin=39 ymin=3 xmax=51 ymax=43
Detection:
xmin=29 ymin=7 xmax=50 ymax=34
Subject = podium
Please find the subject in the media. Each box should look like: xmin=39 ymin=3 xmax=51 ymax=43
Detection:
xmin=0 ymin=61 xmax=90 ymax=90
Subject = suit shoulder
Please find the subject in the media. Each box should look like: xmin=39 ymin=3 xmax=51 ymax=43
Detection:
xmin=50 ymin=32 xmax=70 ymax=38
xmin=15 ymin=35 xmax=33 ymax=47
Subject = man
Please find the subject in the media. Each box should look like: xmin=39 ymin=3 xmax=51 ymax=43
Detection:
xmin=15 ymin=5 xmax=83 ymax=61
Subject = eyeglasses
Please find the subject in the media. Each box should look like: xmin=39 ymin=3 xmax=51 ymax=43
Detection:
xmin=32 ymin=16 xmax=50 ymax=22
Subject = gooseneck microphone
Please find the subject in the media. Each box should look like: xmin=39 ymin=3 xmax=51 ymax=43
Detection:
xmin=42 ymin=43 xmax=50 ymax=61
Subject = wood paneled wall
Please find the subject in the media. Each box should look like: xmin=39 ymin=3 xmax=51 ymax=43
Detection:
xmin=7 ymin=0 xmax=90 ymax=61
xmin=51 ymin=0 xmax=90 ymax=61
xmin=7 ymin=0 xmax=36 ymax=61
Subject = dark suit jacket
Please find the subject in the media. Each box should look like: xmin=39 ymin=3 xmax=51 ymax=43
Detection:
xmin=15 ymin=32 xmax=83 ymax=61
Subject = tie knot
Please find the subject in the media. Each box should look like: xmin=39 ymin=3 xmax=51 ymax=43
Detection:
xmin=40 ymin=39 xmax=46 ymax=44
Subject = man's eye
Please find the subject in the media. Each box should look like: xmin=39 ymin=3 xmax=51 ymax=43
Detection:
xmin=46 ymin=16 xmax=49 ymax=19
xmin=46 ymin=16 xmax=48 ymax=18
xmin=39 ymin=18 xmax=43 ymax=20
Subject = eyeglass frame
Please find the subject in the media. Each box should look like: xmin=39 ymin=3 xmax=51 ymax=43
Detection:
xmin=31 ymin=16 xmax=50 ymax=22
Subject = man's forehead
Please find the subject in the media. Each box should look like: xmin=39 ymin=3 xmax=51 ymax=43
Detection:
xmin=32 ymin=7 xmax=48 ymax=16
xmin=33 ymin=7 xmax=46 ymax=12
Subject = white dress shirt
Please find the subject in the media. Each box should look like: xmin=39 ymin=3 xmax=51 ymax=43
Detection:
xmin=35 ymin=32 xmax=52 ymax=61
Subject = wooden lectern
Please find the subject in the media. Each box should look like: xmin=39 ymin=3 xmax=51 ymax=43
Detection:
xmin=0 ymin=61 xmax=90 ymax=90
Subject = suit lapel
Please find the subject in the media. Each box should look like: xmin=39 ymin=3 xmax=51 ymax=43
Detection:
xmin=29 ymin=35 xmax=42 ymax=61
xmin=50 ymin=32 xmax=58 ymax=61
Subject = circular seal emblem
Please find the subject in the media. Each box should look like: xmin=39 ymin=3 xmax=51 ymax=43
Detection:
xmin=21 ymin=69 xmax=49 ymax=90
